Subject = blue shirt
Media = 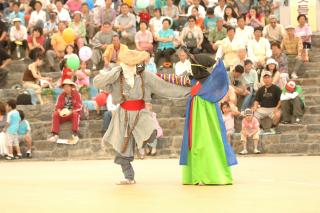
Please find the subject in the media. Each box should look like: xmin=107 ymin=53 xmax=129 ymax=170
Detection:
xmin=204 ymin=16 xmax=218 ymax=31
xmin=7 ymin=110 xmax=21 ymax=135
xmin=158 ymin=29 xmax=175 ymax=50
xmin=18 ymin=120 xmax=31 ymax=136
xmin=8 ymin=12 xmax=25 ymax=26
xmin=145 ymin=62 xmax=157 ymax=74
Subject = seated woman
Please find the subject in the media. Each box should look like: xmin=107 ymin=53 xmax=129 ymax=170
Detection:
xmin=224 ymin=5 xmax=238 ymax=28
xmin=260 ymin=58 xmax=280 ymax=88
xmin=246 ymin=6 xmax=265 ymax=28
xmin=27 ymin=26 xmax=45 ymax=53
xmin=180 ymin=15 xmax=203 ymax=54
xmin=135 ymin=21 xmax=153 ymax=53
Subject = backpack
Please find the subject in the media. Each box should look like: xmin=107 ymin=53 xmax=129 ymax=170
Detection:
xmin=184 ymin=31 xmax=197 ymax=48
xmin=16 ymin=91 xmax=32 ymax=105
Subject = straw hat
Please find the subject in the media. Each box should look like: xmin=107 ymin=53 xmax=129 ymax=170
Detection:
xmin=12 ymin=18 xmax=21 ymax=23
xmin=118 ymin=49 xmax=149 ymax=66
xmin=61 ymin=79 xmax=77 ymax=87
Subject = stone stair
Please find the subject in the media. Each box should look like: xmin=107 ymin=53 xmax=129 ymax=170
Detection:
xmin=4 ymin=35 xmax=320 ymax=160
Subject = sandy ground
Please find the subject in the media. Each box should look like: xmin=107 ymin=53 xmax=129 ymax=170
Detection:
xmin=0 ymin=156 xmax=319 ymax=213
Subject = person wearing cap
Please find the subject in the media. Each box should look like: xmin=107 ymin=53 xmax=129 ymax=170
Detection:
xmin=8 ymin=2 xmax=25 ymax=26
xmin=260 ymin=58 xmax=281 ymax=87
xmin=247 ymin=26 xmax=272 ymax=69
xmin=240 ymin=108 xmax=261 ymax=155
xmin=28 ymin=1 xmax=46 ymax=29
xmin=281 ymin=25 xmax=304 ymax=79
xmin=70 ymin=11 xmax=87 ymax=48
xmin=253 ymin=70 xmax=282 ymax=133
xmin=263 ymin=15 xmax=285 ymax=43
xmin=9 ymin=17 xmax=28 ymax=57
xmin=280 ymin=81 xmax=305 ymax=124
xmin=48 ymin=79 xmax=82 ymax=144
xmin=208 ymin=17 xmax=227 ymax=52
xmin=93 ymin=49 xmax=190 ymax=185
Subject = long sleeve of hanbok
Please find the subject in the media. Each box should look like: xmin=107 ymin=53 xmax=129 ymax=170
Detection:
xmin=93 ymin=67 xmax=121 ymax=90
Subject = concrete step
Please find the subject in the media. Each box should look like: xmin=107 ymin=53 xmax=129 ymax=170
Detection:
xmin=303 ymin=69 xmax=320 ymax=78
xmin=304 ymin=95 xmax=320 ymax=106
xmin=295 ymin=78 xmax=320 ymax=86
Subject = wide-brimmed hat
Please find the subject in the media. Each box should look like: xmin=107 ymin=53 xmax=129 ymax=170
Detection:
xmin=61 ymin=79 xmax=77 ymax=87
xmin=265 ymin=58 xmax=278 ymax=68
xmin=118 ymin=49 xmax=149 ymax=66
xmin=286 ymin=80 xmax=296 ymax=93
xmin=12 ymin=18 xmax=21 ymax=23
xmin=73 ymin=11 xmax=82 ymax=18
xmin=285 ymin=25 xmax=295 ymax=30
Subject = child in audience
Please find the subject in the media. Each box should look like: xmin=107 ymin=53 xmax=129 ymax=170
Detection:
xmin=4 ymin=99 xmax=22 ymax=160
xmin=18 ymin=110 xmax=32 ymax=158
xmin=221 ymin=102 xmax=237 ymax=145
xmin=0 ymin=102 xmax=7 ymax=157
xmin=75 ymin=61 xmax=91 ymax=87
xmin=60 ymin=58 xmax=74 ymax=85
xmin=145 ymin=52 xmax=157 ymax=74
xmin=240 ymin=108 xmax=260 ymax=155
xmin=64 ymin=44 xmax=77 ymax=59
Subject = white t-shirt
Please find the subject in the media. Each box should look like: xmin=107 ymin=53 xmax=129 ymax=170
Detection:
xmin=207 ymin=0 xmax=218 ymax=8
xmin=214 ymin=5 xmax=226 ymax=18
xmin=149 ymin=17 xmax=164 ymax=35
xmin=57 ymin=8 xmax=72 ymax=23
xmin=29 ymin=10 xmax=47 ymax=26
xmin=175 ymin=59 xmax=192 ymax=76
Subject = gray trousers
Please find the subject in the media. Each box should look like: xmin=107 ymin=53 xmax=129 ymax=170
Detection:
xmin=46 ymin=50 xmax=56 ymax=68
xmin=114 ymin=152 xmax=135 ymax=180
xmin=281 ymin=97 xmax=304 ymax=122
xmin=92 ymin=48 xmax=103 ymax=66
xmin=287 ymin=55 xmax=303 ymax=76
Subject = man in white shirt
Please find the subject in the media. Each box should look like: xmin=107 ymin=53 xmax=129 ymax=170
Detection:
xmin=9 ymin=18 xmax=28 ymax=56
xmin=187 ymin=0 xmax=206 ymax=18
xmin=263 ymin=15 xmax=285 ymax=44
xmin=214 ymin=0 xmax=226 ymax=18
xmin=235 ymin=15 xmax=254 ymax=47
xmin=247 ymin=26 xmax=272 ymax=69
xmin=28 ymin=1 xmax=47 ymax=29
xmin=175 ymin=49 xmax=192 ymax=76
xmin=55 ymin=0 xmax=71 ymax=24
xmin=215 ymin=27 xmax=241 ymax=70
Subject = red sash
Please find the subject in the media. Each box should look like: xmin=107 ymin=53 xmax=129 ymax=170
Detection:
xmin=120 ymin=100 xmax=145 ymax=111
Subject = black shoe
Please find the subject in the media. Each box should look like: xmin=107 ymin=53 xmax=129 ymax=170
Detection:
xmin=26 ymin=153 xmax=32 ymax=158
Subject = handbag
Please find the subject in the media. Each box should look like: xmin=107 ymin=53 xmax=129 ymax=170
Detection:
xmin=184 ymin=31 xmax=197 ymax=48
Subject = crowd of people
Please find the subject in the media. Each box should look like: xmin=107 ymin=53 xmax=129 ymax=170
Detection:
xmin=0 ymin=0 xmax=313 ymax=158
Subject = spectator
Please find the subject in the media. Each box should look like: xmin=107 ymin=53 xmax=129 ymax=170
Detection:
xmin=263 ymin=15 xmax=285 ymax=44
xmin=214 ymin=0 xmax=227 ymax=18
xmin=271 ymin=42 xmax=288 ymax=88
xmin=9 ymin=18 xmax=28 ymax=58
xmin=114 ymin=3 xmax=136 ymax=45
xmin=175 ymin=48 xmax=191 ymax=76
xmin=28 ymin=1 xmax=46 ymax=29
xmin=246 ymin=6 xmax=264 ymax=28
xmin=144 ymin=103 xmax=163 ymax=156
xmin=135 ymin=21 xmax=153 ymax=52
xmin=149 ymin=8 xmax=164 ymax=37
xmin=60 ymin=58 xmax=74 ymax=84
xmin=226 ymin=0 xmax=240 ymax=15
xmin=221 ymin=102 xmax=237 ymax=145
xmin=0 ymin=47 xmax=11 ymax=87
xmin=208 ymin=17 xmax=227 ymax=52
xmin=252 ymin=71 xmax=281 ymax=132
xmin=22 ymin=50 xmax=49 ymax=104
xmin=103 ymin=34 xmax=128 ymax=69
xmin=27 ymin=26 xmax=45 ymax=53
xmin=91 ymin=22 xmax=116 ymax=70
xmin=81 ymin=3 xmax=95 ymax=42
xmin=66 ymin=0 xmax=82 ymax=14
xmin=4 ymin=99 xmax=22 ymax=160
xmin=236 ymin=0 xmax=251 ymax=16
xmin=0 ymin=102 xmax=7 ymax=157
xmin=145 ymin=52 xmax=157 ymax=74
xmin=228 ymin=64 xmax=247 ymax=100
xmin=187 ymin=0 xmax=206 ymax=18
xmin=43 ymin=9 xmax=58 ymax=50
xmin=223 ymin=5 xmax=238 ymax=28
xmin=96 ymin=0 xmax=116 ymax=27
xmin=75 ymin=61 xmax=90 ymax=87
xmin=221 ymin=85 xmax=239 ymax=113
xmin=0 ymin=15 xmax=8 ymax=49
xmin=17 ymin=110 xmax=32 ymax=158
xmin=70 ymin=11 xmax=86 ymax=48
xmin=295 ymin=14 xmax=312 ymax=62
xmin=256 ymin=0 xmax=272 ymax=24
xmin=204 ymin=7 xmax=218 ymax=33
xmin=281 ymin=80 xmax=305 ymax=124
xmin=242 ymin=59 xmax=259 ymax=111
xmin=240 ymin=108 xmax=261 ymax=155
xmin=180 ymin=15 xmax=203 ymax=54
xmin=154 ymin=18 xmax=175 ymax=67
xmin=190 ymin=6 xmax=204 ymax=30
xmin=281 ymin=25 xmax=303 ymax=79
xmin=47 ymin=79 xmax=82 ymax=144
xmin=247 ymin=26 xmax=271 ymax=70
xmin=55 ymin=0 xmax=71 ymax=24
xmin=215 ymin=27 xmax=241 ymax=69
xmin=235 ymin=15 xmax=253 ymax=47
xmin=46 ymin=22 xmax=67 ymax=71
xmin=260 ymin=58 xmax=280 ymax=87
xmin=8 ymin=2 xmax=25 ymax=26
xmin=161 ymin=0 xmax=179 ymax=28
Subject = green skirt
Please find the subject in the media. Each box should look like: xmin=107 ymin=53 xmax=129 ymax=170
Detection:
xmin=182 ymin=96 xmax=233 ymax=185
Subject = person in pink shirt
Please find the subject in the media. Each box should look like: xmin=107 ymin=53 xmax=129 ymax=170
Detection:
xmin=135 ymin=21 xmax=154 ymax=53
xmin=75 ymin=61 xmax=90 ymax=87
xmin=295 ymin=14 xmax=312 ymax=62
xmin=66 ymin=0 xmax=83 ymax=14
xmin=221 ymin=102 xmax=239 ymax=145
xmin=240 ymin=108 xmax=260 ymax=155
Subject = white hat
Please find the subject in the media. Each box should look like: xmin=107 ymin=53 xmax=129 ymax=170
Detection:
xmin=61 ymin=79 xmax=77 ymax=87
xmin=12 ymin=18 xmax=21 ymax=23
xmin=266 ymin=58 xmax=278 ymax=68
xmin=285 ymin=25 xmax=295 ymax=30
xmin=73 ymin=11 xmax=82 ymax=18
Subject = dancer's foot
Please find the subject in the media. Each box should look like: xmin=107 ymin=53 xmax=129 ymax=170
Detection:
xmin=116 ymin=179 xmax=136 ymax=185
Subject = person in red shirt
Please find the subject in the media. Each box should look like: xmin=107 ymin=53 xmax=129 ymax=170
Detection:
xmin=59 ymin=58 xmax=74 ymax=85
xmin=27 ymin=26 xmax=45 ymax=53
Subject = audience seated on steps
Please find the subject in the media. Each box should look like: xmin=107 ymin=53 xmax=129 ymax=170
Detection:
xmin=174 ymin=48 xmax=191 ymax=76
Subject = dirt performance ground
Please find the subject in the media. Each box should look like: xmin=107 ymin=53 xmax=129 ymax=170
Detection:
xmin=0 ymin=156 xmax=319 ymax=213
